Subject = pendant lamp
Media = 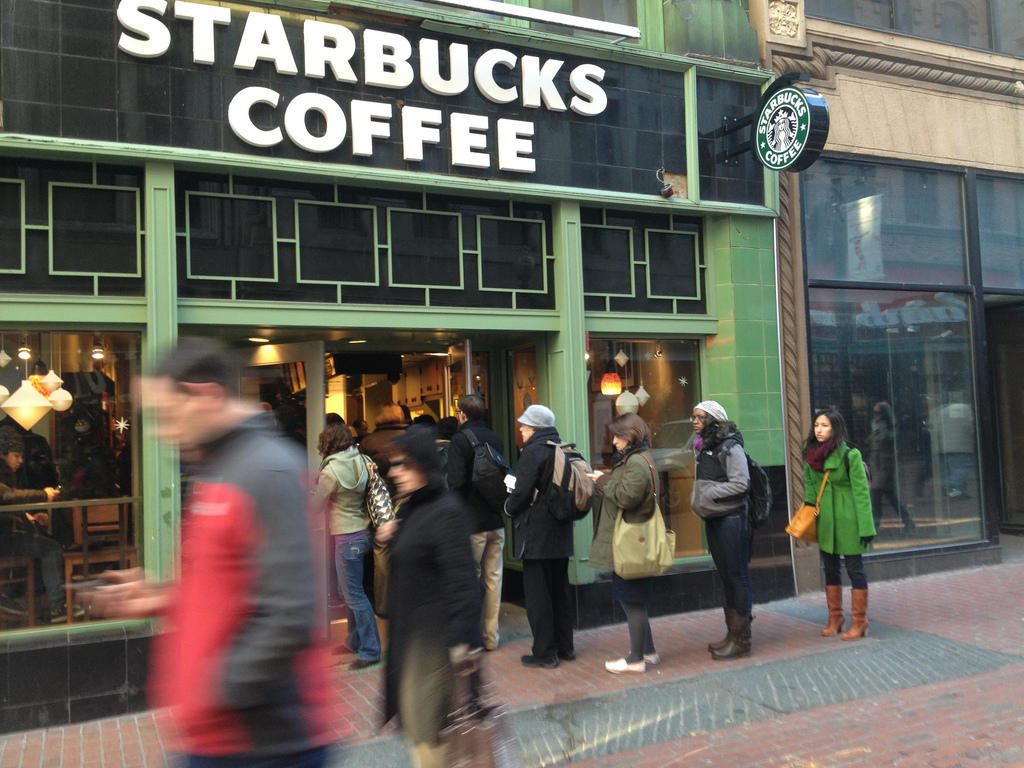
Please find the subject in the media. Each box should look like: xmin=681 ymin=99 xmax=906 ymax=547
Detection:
xmin=41 ymin=370 xmax=63 ymax=393
xmin=600 ymin=371 xmax=622 ymax=396
xmin=1 ymin=380 xmax=53 ymax=429
xmin=49 ymin=388 xmax=73 ymax=412
xmin=634 ymin=384 xmax=651 ymax=407
xmin=615 ymin=390 xmax=639 ymax=415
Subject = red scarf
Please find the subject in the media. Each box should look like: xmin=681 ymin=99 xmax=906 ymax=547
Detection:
xmin=805 ymin=440 xmax=837 ymax=472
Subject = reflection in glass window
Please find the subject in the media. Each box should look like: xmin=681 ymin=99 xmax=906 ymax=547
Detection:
xmin=991 ymin=0 xmax=1024 ymax=56
xmin=586 ymin=338 xmax=704 ymax=557
xmin=802 ymin=160 xmax=966 ymax=284
xmin=573 ymin=0 xmax=636 ymax=25
xmin=807 ymin=0 xmax=1014 ymax=55
xmin=978 ymin=176 xmax=1024 ymax=290
xmin=0 ymin=331 xmax=140 ymax=629
xmin=807 ymin=289 xmax=983 ymax=549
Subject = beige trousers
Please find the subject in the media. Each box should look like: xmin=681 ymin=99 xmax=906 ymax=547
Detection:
xmin=470 ymin=527 xmax=505 ymax=651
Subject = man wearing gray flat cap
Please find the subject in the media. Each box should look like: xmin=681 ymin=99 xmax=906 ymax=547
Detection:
xmin=504 ymin=404 xmax=575 ymax=669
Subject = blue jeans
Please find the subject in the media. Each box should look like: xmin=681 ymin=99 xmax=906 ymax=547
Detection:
xmin=185 ymin=746 xmax=328 ymax=767
xmin=335 ymin=529 xmax=380 ymax=662
xmin=7 ymin=528 xmax=65 ymax=611
xmin=704 ymin=512 xmax=752 ymax=618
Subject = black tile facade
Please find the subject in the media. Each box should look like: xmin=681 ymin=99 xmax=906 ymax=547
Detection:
xmin=0 ymin=629 xmax=150 ymax=734
xmin=1 ymin=0 xmax=690 ymax=196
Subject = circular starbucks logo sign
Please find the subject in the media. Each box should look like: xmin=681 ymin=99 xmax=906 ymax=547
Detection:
xmin=754 ymin=85 xmax=829 ymax=172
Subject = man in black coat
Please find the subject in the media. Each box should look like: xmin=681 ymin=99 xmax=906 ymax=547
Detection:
xmin=446 ymin=393 xmax=507 ymax=651
xmin=504 ymin=404 xmax=574 ymax=668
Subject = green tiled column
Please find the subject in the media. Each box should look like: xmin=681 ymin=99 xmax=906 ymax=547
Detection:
xmin=703 ymin=215 xmax=784 ymax=466
xmin=142 ymin=161 xmax=180 ymax=580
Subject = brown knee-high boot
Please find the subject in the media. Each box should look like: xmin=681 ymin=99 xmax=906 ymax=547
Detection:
xmin=841 ymin=588 xmax=868 ymax=640
xmin=822 ymin=585 xmax=845 ymax=636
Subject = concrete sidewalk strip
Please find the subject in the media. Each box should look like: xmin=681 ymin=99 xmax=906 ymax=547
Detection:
xmin=341 ymin=626 xmax=1019 ymax=767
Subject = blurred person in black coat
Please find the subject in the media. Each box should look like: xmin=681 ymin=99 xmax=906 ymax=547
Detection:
xmin=376 ymin=425 xmax=480 ymax=768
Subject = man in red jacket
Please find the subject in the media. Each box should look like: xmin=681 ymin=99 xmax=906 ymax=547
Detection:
xmin=92 ymin=338 xmax=338 ymax=767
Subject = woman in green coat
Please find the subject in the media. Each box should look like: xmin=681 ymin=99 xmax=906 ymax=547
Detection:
xmin=803 ymin=407 xmax=876 ymax=640
xmin=589 ymin=413 xmax=660 ymax=674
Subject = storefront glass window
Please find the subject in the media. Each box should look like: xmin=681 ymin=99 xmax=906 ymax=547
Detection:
xmin=978 ymin=175 xmax=1024 ymax=291
xmin=586 ymin=338 xmax=707 ymax=557
xmin=806 ymin=0 xmax=1021 ymax=58
xmin=807 ymin=289 xmax=984 ymax=549
xmin=0 ymin=331 xmax=140 ymax=629
xmin=802 ymin=160 xmax=966 ymax=285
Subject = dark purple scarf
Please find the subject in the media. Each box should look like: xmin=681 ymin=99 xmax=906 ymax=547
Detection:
xmin=806 ymin=440 xmax=837 ymax=472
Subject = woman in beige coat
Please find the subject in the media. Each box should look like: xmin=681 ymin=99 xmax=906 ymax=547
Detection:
xmin=589 ymin=413 xmax=660 ymax=674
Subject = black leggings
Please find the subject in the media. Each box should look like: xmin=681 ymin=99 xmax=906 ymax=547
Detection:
xmin=821 ymin=551 xmax=867 ymax=590
xmin=620 ymin=601 xmax=655 ymax=663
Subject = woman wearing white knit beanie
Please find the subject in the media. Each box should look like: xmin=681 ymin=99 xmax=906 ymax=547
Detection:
xmin=690 ymin=399 xmax=753 ymax=660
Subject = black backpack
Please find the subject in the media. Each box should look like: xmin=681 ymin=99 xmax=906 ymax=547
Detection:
xmin=746 ymin=453 xmax=772 ymax=529
xmin=718 ymin=441 xmax=772 ymax=529
xmin=464 ymin=430 xmax=512 ymax=515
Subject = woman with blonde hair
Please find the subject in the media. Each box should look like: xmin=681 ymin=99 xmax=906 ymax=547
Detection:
xmin=588 ymin=413 xmax=660 ymax=673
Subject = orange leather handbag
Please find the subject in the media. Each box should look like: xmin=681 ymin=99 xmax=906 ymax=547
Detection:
xmin=786 ymin=470 xmax=829 ymax=543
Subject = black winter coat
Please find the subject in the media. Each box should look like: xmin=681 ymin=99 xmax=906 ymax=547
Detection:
xmin=446 ymin=419 xmax=506 ymax=533
xmin=384 ymin=482 xmax=481 ymax=725
xmin=504 ymin=426 xmax=573 ymax=560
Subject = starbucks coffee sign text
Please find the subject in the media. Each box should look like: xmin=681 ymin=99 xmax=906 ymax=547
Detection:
xmin=116 ymin=0 xmax=609 ymax=173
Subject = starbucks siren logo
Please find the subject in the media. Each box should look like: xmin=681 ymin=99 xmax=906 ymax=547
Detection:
xmin=755 ymin=87 xmax=812 ymax=171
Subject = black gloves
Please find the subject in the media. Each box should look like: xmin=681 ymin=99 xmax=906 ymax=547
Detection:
xmin=860 ymin=535 xmax=875 ymax=547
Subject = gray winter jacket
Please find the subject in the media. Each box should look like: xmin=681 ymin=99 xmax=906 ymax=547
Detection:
xmin=690 ymin=426 xmax=750 ymax=519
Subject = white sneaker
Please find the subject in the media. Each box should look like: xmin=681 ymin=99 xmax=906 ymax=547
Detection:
xmin=605 ymin=657 xmax=646 ymax=674
xmin=643 ymin=653 xmax=661 ymax=665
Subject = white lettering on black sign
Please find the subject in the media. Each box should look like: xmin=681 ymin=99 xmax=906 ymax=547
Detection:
xmin=116 ymin=0 xmax=609 ymax=173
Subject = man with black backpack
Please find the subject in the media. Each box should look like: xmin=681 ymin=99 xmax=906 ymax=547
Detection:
xmin=504 ymin=404 xmax=575 ymax=669
xmin=446 ymin=393 xmax=508 ymax=652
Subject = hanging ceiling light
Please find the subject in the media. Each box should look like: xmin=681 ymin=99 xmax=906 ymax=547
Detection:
xmin=0 ymin=334 xmax=10 ymax=368
xmin=17 ymin=345 xmax=31 ymax=361
xmin=91 ymin=338 xmax=105 ymax=360
xmin=47 ymin=337 xmax=73 ymax=412
xmin=600 ymin=371 xmax=622 ymax=396
xmin=634 ymin=384 xmax=651 ymax=407
xmin=1 ymin=380 xmax=53 ymax=429
xmin=615 ymin=390 xmax=639 ymax=415
xmin=48 ymin=387 xmax=73 ymax=412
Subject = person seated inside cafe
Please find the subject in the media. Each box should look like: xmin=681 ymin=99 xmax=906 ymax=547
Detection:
xmin=0 ymin=426 xmax=71 ymax=623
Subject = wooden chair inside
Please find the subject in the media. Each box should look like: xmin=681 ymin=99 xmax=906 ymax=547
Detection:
xmin=0 ymin=555 xmax=36 ymax=628
xmin=63 ymin=547 xmax=138 ymax=623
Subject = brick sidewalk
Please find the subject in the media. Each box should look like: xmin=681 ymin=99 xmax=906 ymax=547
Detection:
xmin=1 ymin=554 xmax=1022 ymax=767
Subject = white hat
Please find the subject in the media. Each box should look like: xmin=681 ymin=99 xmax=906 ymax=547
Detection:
xmin=518 ymin=404 xmax=555 ymax=428
xmin=694 ymin=400 xmax=728 ymax=423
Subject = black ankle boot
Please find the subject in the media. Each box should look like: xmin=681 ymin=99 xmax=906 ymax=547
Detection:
xmin=707 ymin=607 xmax=735 ymax=652
xmin=710 ymin=614 xmax=751 ymax=661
